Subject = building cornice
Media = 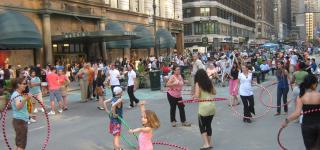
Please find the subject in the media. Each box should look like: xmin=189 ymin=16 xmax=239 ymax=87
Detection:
xmin=62 ymin=0 xmax=110 ymax=8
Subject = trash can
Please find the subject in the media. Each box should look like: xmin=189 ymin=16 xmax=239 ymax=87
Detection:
xmin=149 ymin=70 xmax=161 ymax=91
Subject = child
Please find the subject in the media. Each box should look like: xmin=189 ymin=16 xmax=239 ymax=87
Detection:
xmin=129 ymin=101 xmax=160 ymax=150
xmin=103 ymin=86 xmax=124 ymax=150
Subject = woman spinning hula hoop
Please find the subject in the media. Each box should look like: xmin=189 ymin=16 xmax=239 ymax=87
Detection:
xmin=273 ymin=61 xmax=291 ymax=116
xmin=281 ymin=74 xmax=320 ymax=150
xmin=10 ymin=78 xmax=32 ymax=150
xmin=238 ymin=65 xmax=256 ymax=123
xmin=193 ymin=69 xmax=217 ymax=150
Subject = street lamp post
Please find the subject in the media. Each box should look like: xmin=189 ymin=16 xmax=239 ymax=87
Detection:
xmin=153 ymin=0 xmax=158 ymax=58
xmin=229 ymin=16 xmax=233 ymax=50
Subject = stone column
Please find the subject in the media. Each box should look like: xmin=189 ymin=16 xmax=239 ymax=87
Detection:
xmin=42 ymin=14 xmax=53 ymax=64
xmin=99 ymin=20 xmax=108 ymax=61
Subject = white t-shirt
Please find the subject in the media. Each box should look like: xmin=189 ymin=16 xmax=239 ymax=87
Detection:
xmin=290 ymin=55 xmax=298 ymax=65
xmin=238 ymin=72 xmax=253 ymax=96
xmin=109 ymin=69 xmax=120 ymax=86
xmin=127 ymin=70 xmax=136 ymax=86
xmin=0 ymin=69 xmax=4 ymax=80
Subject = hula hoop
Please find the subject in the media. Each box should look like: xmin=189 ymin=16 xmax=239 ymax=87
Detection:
xmin=1 ymin=94 xmax=50 ymax=150
xmin=153 ymin=141 xmax=189 ymax=150
xmin=229 ymin=84 xmax=273 ymax=120
xmin=259 ymin=82 xmax=292 ymax=108
xmin=161 ymin=88 xmax=192 ymax=93
xmin=178 ymin=98 xmax=228 ymax=103
xmin=277 ymin=108 xmax=320 ymax=150
xmin=106 ymin=113 xmax=138 ymax=149
xmin=277 ymin=127 xmax=288 ymax=150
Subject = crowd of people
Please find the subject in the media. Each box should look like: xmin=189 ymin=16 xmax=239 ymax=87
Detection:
xmin=2 ymin=46 xmax=320 ymax=150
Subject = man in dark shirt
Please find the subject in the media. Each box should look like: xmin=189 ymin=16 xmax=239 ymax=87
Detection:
xmin=34 ymin=64 xmax=42 ymax=77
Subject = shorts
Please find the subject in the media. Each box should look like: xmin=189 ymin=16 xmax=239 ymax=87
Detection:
xmin=49 ymin=90 xmax=62 ymax=102
xmin=12 ymin=118 xmax=28 ymax=149
xmin=109 ymin=122 xmax=121 ymax=136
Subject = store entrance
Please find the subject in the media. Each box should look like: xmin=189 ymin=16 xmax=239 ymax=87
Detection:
xmin=53 ymin=53 xmax=86 ymax=65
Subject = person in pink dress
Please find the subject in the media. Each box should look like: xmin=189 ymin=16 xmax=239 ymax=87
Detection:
xmin=228 ymin=62 xmax=240 ymax=106
xmin=129 ymin=101 xmax=160 ymax=150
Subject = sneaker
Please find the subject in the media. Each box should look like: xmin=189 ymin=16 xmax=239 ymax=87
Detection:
xmin=97 ymin=107 xmax=105 ymax=110
xmin=171 ymin=122 xmax=177 ymax=127
xmin=28 ymin=121 xmax=31 ymax=125
xmin=182 ymin=122 xmax=191 ymax=127
xmin=34 ymin=108 xmax=38 ymax=113
xmin=48 ymin=111 xmax=56 ymax=115
xmin=40 ymin=108 xmax=45 ymax=113
xmin=128 ymin=105 xmax=134 ymax=109
xmin=29 ymin=118 xmax=37 ymax=123
xmin=58 ymin=109 xmax=63 ymax=113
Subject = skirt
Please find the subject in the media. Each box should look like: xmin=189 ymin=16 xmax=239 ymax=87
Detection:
xmin=60 ymin=86 xmax=68 ymax=97
xmin=229 ymin=79 xmax=239 ymax=96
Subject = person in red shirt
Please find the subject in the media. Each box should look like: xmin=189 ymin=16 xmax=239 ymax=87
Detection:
xmin=46 ymin=67 xmax=64 ymax=115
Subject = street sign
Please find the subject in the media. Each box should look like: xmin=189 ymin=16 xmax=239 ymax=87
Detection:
xmin=202 ymin=37 xmax=208 ymax=46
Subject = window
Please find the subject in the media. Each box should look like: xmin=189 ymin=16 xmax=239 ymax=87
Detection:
xmin=184 ymin=24 xmax=192 ymax=35
xmin=183 ymin=8 xmax=192 ymax=18
xmin=200 ymin=8 xmax=210 ymax=16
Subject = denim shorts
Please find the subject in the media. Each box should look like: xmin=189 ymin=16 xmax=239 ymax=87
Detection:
xmin=49 ymin=90 xmax=62 ymax=101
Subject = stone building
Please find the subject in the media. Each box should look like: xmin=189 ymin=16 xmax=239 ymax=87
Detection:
xmin=183 ymin=0 xmax=256 ymax=52
xmin=0 ymin=0 xmax=183 ymax=66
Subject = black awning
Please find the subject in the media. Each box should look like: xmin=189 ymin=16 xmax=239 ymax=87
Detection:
xmin=0 ymin=11 xmax=42 ymax=49
xmin=131 ymin=25 xmax=154 ymax=49
xmin=156 ymin=28 xmax=176 ymax=49
xmin=105 ymin=22 xmax=131 ymax=49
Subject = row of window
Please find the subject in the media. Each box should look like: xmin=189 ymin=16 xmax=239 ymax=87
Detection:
xmin=182 ymin=0 xmax=255 ymax=18
xmin=183 ymin=7 xmax=255 ymax=28
xmin=184 ymin=22 xmax=253 ymax=37
xmin=216 ymin=8 xmax=255 ymax=28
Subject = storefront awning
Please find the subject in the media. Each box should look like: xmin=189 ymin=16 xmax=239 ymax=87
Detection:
xmin=131 ymin=25 xmax=154 ymax=49
xmin=156 ymin=28 xmax=176 ymax=49
xmin=105 ymin=22 xmax=131 ymax=49
xmin=0 ymin=11 xmax=42 ymax=49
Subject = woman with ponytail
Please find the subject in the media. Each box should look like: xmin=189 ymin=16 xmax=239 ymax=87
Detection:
xmin=281 ymin=74 xmax=320 ymax=150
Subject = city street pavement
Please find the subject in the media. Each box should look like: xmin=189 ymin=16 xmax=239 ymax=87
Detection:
xmin=0 ymin=77 xmax=305 ymax=150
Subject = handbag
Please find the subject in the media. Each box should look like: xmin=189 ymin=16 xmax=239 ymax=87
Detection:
xmin=95 ymin=87 xmax=104 ymax=96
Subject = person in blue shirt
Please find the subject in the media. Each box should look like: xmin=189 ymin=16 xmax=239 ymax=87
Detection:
xmin=310 ymin=58 xmax=317 ymax=74
xmin=11 ymin=77 xmax=31 ymax=150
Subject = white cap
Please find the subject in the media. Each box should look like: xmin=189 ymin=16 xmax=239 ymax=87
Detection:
xmin=113 ymin=87 xmax=123 ymax=95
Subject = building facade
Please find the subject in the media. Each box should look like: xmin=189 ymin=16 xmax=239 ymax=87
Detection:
xmin=0 ymin=0 xmax=184 ymax=66
xmin=274 ymin=0 xmax=290 ymax=40
xmin=182 ymin=0 xmax=256 ymax=52
xmin=304 ymin=0 xmax=320 ymax=40
xmin=290 ymin=0 xmax=305 ymax=40
xmin=255 ymin=0 xmax=275 ymax=44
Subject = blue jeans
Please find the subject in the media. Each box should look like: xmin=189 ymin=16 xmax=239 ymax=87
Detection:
xmin=277 ymin=87 xmax=289 ymax=113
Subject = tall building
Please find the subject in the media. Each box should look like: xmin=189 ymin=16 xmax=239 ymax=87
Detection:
xmin=182 ymin=0 xmax=256 ymax=52
xmin=274 ymin=0 xmax=291 ymax=40
xmin=290 ymin=0 xmax=305 ymax=40
xmin=304 ymin=0 xmax=320 ymax=40
xmin=255 ymin=0 xmax=275 ymax=44
xmin=0 ymin=0 xmax=183 ymax=66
